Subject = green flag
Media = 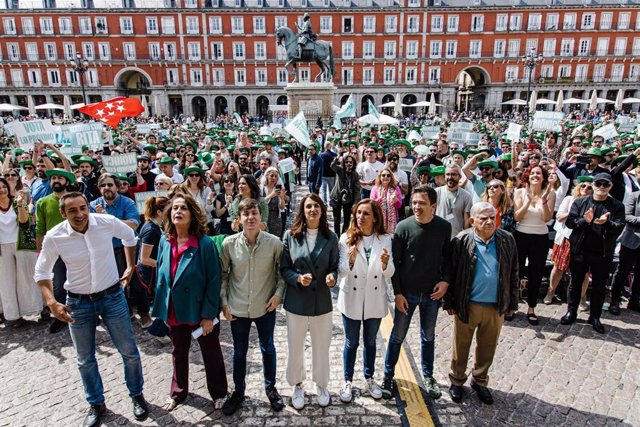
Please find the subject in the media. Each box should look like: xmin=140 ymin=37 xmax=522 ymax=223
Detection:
xmin=285 ymin=111 xmax=312 ymax=148
xmin=233 ymin=112 xmax=242 ymax=125
xmin=333 ymin=94 xmax=356 ymax=129
xmin=368 ymin=99 xmax=380 ymax=119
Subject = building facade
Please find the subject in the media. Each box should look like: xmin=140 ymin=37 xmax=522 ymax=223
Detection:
xmin=0 ymin=0 xmax=639 ymax=118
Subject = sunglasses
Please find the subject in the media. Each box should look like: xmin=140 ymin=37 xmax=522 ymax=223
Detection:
xmin=239 ymin=157 xmax=248 ymax=161
xmin=381 ymin=174 xmax=392 ymax=178
xmin=487 ymin=184 xmax=503 ymax=190
xmin=99 ymin=183 xmax=115 ymax=188
xmin=365 ymin=150 xmax=374 ymax=154
xmin=344 ymin=161 xmax=354 ymax=165
xmin=6 ymin=173 xmax=19 ymax=177
xmin=120 ymin=182 xmax=129 ymax=187
xmin=594 ymin=181 xmax=611 ymax=188
xmin=186 ymin=153 xmax=195 ymax=157
xmin=23 ymin=167 xmax=34 ymax=171
xmin=223 ymin=179 xmax=234 ymax=183
xmin=529 ymin=156 xmax=541 ymax=160
xmin=580 ymin=184 xmax=593 ymax=190
xmin=480 ymin=166 xmax=492 ymax=172
xmin=188 ymin=173 xmax=201 ymax=178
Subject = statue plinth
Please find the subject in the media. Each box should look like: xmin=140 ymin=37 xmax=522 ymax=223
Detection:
xmin=285 ymin=82 xmax=336 ymax=122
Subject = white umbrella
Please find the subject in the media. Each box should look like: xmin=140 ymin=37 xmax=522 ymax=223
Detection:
xmin=535 ymin=98 xmax=557 ymax=105
xmin=141 ymin=96 xmax=149 ymax=118
xmin=70 ymin=103 xmax=86 ymax=110
xmin=528 ymin=90 xmax=537 ymax=114
xmin=357 ymin=113 xmax=399 ymax=126
xmin=0 ymin=103 xmax=28 ymax=111
xmin=597 ymin=98 xmax=615 ymax=104
xmin=614 ymin=89 xmax=624 ymax=110
xmin=589 ymin=90 xmax=598 ymax=111
xmin=34 ymin=103 xmax=65 ymax=110
xmin=63 ymin=96 xmax=71 ymax=117
xmin=409 ymin=101 xmax=430 ymax=108
xmin=501 ymin=99 xmax=527 ymax=106
xmin=378 ymin=101 xmax=396 ymax=108
xmin=428 ymin=93 xmax=436 ymax=115
xmin=555 ymin=91 xmax=564 ymax=112
xmin=622 ymin=97 xmax=640 ymax=104
xmin=27 ymin=95 xmax=36 ymax=115
xmin=153 ymin=95 xmax=161 ymax=116
xmin=394 ymin=93 xmax=401 ymax=117
xmin=563 ymin=98 xmax=590 ymax=104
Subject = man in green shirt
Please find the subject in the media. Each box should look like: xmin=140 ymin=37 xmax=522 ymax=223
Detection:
xmin=219 ymin=198 xmax=285 ymax=416
xmin=35 ymin=169 xmax=74 ymax=334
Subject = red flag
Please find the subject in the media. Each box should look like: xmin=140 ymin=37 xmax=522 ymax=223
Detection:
xmin=78 ymin=97 xmax=145 ymax=128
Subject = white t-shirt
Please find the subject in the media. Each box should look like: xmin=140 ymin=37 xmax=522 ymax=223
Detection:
xmin=0 ymin=208 xmax=18 ymax=245
xmin=356 ymin=161 xmax=384 ymax=191
xmin=305 ymin=227 xmax=319 ymax=251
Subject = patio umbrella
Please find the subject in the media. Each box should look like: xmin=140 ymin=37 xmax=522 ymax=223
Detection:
xmin=394 ymin=93 xmax=401 ymax=117
xmin=563 ymin=98 xmax=590 ymax=104
xmin=141 ymin=96 xmax=149 ymax=118
xmin=535 ymin=98 xmax=557 ymax=105
xmin=428 ymin=93 xmax=436 ymax=115
xmin=528 ymin=90 xmax=537 ymax=114
xmin=358 ymin=113 xmax=399 ymax=126
xmin=589 ymin=90 xmax=598 ymax=111
xmin=34 ymin=103 xmax=65 ymax=110
xmin=63 ymin=96 xmax=71 ymax=117
xmin=614 ymin=89 xmax=624 ymax=110
xmin=501 ymin=99 xmax=527 ymax=105
xmin=622 ymin=97 xmax=640 ymax=104
xmin=70 ymin=103 xmax=86 ymax=110
xmin=27 ymin=95 xmax=36 ymax=115
xmin=378 ymin=101 xmax=396 ymax=108
xmin=409 ymin=101 xmax=430 ymax=108
xmin=0 ymin=103 xmax=28 ymax=112
xmin=555 ymin=91 xmax=564 ymax=112
xmin=153 ymin=95 xmax=161 ymax=116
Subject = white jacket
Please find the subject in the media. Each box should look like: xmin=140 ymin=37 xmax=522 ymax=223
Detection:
xmin=337 ymin=233 xmax=395 ymax=320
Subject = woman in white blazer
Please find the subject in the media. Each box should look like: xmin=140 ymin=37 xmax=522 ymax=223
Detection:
xmin=337 ymin=199 xmax=395 ymax=403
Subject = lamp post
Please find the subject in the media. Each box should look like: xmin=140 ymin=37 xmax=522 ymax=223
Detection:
xmin=70 ymin=53 xmax=89 ymax=106
xmin=522 ymin=48 xmax=543 ymax=119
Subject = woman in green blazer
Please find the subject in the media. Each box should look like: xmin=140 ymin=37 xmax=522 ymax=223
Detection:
xmin=151 ymin=194 xmax=228 ymax=411
xmin=280 ymin=193 xmax=339 ymax=410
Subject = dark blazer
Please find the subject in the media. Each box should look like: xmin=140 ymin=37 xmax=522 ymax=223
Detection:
xmin=151 ymin=235 xmax=222 ymax=324
xmin=280 ymin=229 xmax=339 ymax=316
xmin=566 ymin=195 xmax=625 ymax=258
xmin=619 ymin=191 xmax=640 ymax=250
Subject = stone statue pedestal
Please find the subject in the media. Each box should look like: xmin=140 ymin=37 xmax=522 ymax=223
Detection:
xmin=285 ymin=82 xmax=336 ymax=123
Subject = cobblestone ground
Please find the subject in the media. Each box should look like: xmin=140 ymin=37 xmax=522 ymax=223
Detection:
xmin=2 ymin=180 xmax=640 ymax=426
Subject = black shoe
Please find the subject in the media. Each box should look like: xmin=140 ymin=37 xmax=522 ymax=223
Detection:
xmin=222 ymin=391 xmax=245 ymax=416
xmin=471 ymin=382 xmax=494 ymax=405
xmin=449 ymin=385 xmax=464 ymax=403
xmin=381 ymin=376 xmax=396 ymax=400
xmin=560 ymin=312 xmax=577 ymax=325
xmin=266 ymin=387 xmax=284 ymax=412
xmin=82 ymin=403 xmax=106 ymax=427
xmin=526 ymin=312 xmax=539 ymax=326
xmin=608 ymin=302 xmax=621 ymax=316
xmin=132 ymin=394 xmax=148 ymax=421
xmin=49 ymin=319 xmax=65 ymax=334
xmin=588 ymin=316 xmax=606 ymax=334
xmin=627 ymin=300 xmax=640 ymax=313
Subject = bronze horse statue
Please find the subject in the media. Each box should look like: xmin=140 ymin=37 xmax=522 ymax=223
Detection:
xmin=275 ymin=26 xmax=335 ymax=83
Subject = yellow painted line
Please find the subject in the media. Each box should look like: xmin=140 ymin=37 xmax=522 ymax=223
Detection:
xmin=380 ymin=312 xmax=435 ymax=427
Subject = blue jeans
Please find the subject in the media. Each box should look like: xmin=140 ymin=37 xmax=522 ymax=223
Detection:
xmin=384 ymin=293 xmax=439 ymax=379
xmin=320 ymin=176 xmax=335 ymax=205
xmin=66 ymin=288 xmax=144 ymax=405
xmin=342 ymin=315 xmax=381 ymax=381
xmin=230 ymin=310 xmax=277 ymax=393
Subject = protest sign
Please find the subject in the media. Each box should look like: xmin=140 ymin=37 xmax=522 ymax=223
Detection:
xmin=407 ymin=130 xmax=422 ymax=142
xmin=507 ymin=123 xmax=523 ymax=142
xmin=616 ymin=116 xmax=634 ymax=133
xmin=278 ymin=157 xmax=296 ymax=174
xmin=135 ymin=191 xmax=168 ymax=214
xmin=12 ymin=119 xmax=56 ymax=151
xmin=593 ymin=123 xmax=618 ymax=141
xmin=285 ymin=111 xmax=311 ymax=147
xmin=449 ymin=131 xmax=482 ymax=145
xmin=399 ymin=158 xmax=414 ymax=172
xmin=422 ymin=126 xmax=440 ymax=139
xmin=448 ymin=122 xmax=474 ymax=132
xmin=532 ymin=112 xmax=564 ymax=132
xmin=102 ymin=152 xmax=138 ymax=174
xmin=57 ymin=122 xmax=109 ymax=151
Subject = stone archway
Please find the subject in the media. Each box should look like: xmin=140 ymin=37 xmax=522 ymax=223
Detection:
xmin=455 ymin=66 xmax=490 ymax=112
xmin=361 ymin=95 xmax=374 ymax=115
xmin=214 ymin=96 xmax=228 ymax=116
xmin=381 ymin=94 xmax=394 ymax=116
xmin=235 ymin=96 xmax=249 ymax=115
xmin=113 ymin=67 xmax=153 ymax=96
xmin=276 ymin=95 xmax=288 ymax=105
xmin=191 ymin=96 xmax=207 ymax=119
xmin=402 ymin=94 xmax=417 ymax=116
xmin=256 ymin=96 xmax=269 ymax=119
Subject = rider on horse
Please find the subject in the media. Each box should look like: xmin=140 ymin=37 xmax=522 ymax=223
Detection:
xmin=295 ymin=13 xmax=316 ymax=59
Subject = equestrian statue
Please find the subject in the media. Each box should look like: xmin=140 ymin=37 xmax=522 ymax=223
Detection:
xmin=275 ymin=13 xmax=335 ymax=83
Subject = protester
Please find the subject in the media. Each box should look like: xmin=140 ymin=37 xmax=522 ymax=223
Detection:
xmin=260 ymin=166 xmax=288 ymax=238
xmin=280 ymin=193 xmax=339 ymax=410
xmin=337 ymin=199 xmax=394 ymax=402
xmin=357 ymin=145 xmax=384 ymax=199
xmin=229 ymin=174 xmax=268 ymax=232
xmin=34 ymin=192 xmax=148 ymax=427
xmin=306 ymin=143 xmax=323 ymax=195
xmin=152 ymin=194 xmax=228 ymax=411
xmin=445 ymin=202 xmax=518 ymax=405
xmin=220 ymin=198 xmax=285 ymax=415
xmin=436 ymin=165 xmax=473 ymax=238
xmin=330 ymin=154 xmax=360 ymax=234
xmin=370 ymin=167 xmax=403 ymax=234
xmin=381 ymin=185 xmax=451 ymax=400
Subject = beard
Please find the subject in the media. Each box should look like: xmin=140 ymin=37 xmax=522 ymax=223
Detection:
xmin=51 ymin=183 xmax=67 ymax=193
xmin=103 ymin=190 xmax=116 ymax=201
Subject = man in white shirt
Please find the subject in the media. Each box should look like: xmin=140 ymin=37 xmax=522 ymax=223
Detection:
xmin=356 ymin=146 xmax=384 ymax=199
xmin=435 ymin=165 xmax=473 ymax=239
xmin=34 ymin=192 xmax=148 ymax=427
xmin=156 ymin=156 xmax=184 ymax=184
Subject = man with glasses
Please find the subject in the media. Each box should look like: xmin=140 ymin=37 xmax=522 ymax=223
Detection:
xmin=129 ymin=154 xmax=157 ymax=191
xmin=356 ymin=146 xmax=384 ymax=199
xmin=445 ymin=202 xmax=518 ymax=405
xmin=462 ymin=153 xmax=497 ymax=201
xmin=436 ymin=165 xmax=473 ymax=239
xmin=561 ymin=173 xmax=625 ymax=333
xmin=19 ymin=160 xmax=37 ymax=189
xmin=156 ymin=156 xmax=184 ymax=184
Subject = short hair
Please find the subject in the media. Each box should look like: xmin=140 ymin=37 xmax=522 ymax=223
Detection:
xmin=98 ymin=173 xmax=121 ymax=189
xmin=386 ymin=152 xmax=399 ymax=162
xmin=470 ymin=201 xmax=496 ymax=218
xmin=324 ymin=141 xmax=332 ymax=150
xmin=238 ymin=198 xmax=261 ymax=217
xmin=412 ymin=184 xmax=437 ymax=205
xmin=59 ymin=192 xmax=88 ymax=212
xmin=445 ymin=164 xmax=462 ymax=176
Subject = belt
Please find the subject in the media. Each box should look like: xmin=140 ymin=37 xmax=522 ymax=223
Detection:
xmin=67 ymin=283 xmax=121 ymax=301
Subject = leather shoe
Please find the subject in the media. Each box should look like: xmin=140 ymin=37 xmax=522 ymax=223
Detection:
xmin=588 ymin=316 xmax=606 ymax=334
xmin=82 ymin=403 xmax=106 ymax=427
xmin=560 ymin=312 xmax=577 ymax=325
xmin=608 ymin=302 xmax=621 ymax=316
xmin=132 ymin=394 xmax=149 ymax=421
xmin=471 ymin=382 xmax=494 ymax=405
xmin=449 ymin=385 xmax=464 ymax=403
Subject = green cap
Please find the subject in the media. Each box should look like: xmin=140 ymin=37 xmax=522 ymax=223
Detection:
xmin=577 ymin=176 xmax=594 ymax=183
xmin=45 ymin=168 xmax=76 ymax=184
xmin=183 ymin=166 xmax=206 ymax=176
xmin=157 ymin=156 xmax=177 ymax=166
xmin=74 ymin=156 xmax=98 ymax=167
xmin=115 ymin=173 xmax=131 ymax=184
xmin=477 ymin=160 xmax=499 ymax=170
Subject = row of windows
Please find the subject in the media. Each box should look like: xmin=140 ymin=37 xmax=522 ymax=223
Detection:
xmin=5 ymin=37 xmax=640 ymax=62
xmin=4 ymin=10 xmax=640 ymax=37
xmin=4 ymin=62 xmax=638 ymax=89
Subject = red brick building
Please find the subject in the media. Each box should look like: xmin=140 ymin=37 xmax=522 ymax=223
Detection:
xmin=0 ymin=0 xmax=639 ymax=118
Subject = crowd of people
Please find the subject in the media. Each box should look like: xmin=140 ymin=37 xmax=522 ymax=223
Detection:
xmin=0 ymin=108 xmax=639 ymax=426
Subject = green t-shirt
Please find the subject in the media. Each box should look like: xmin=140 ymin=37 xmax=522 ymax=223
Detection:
xmin=35 ymin=193 xmax=64 ymax=237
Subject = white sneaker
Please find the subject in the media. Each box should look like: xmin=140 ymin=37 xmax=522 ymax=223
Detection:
xmin=339 ymin=381 xmax=353 ymax=403
xmin=366 ymin=378 xmax=383 ymax=400
xmin=316 ymin=385 xmax=331 ymax=407
xmin=291 ymin=384 xmax=305 ymax=410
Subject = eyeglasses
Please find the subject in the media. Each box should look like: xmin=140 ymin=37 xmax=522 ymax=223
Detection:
xmin=6 ymin=173 xmax=18 ymax=178
xmin=381 ymin=174 xmax=392 ymax=178
xmin=239 ymin=157 xmax=248 ymax=161
xmin=188 ymin=173 xmax=201 ymax=178
xmin=23 ymin=167 xmax=34 ymax=171
xmin=580 ymin=184 xmax=593 ymax=190
xmin=594 ymin=181 xmax=611 ymax=188
xmin=487 ymin=184 xmax=503 ymax=190
xmin=365 ymin=150 xmax=374 ymax=154
xmin=99 ymin=183 xmax=115 ymax=188
xmin=223 ymin=179 xmax=234 ymax=183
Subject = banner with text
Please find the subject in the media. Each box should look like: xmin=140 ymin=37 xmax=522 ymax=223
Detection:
xmin=135 ymin=190 xmax=168 ymax=214
xmin=12 ymin=119 xmax=56 ymax=151
xmin=102 ymin=152 xmax=138 ymax=174
xmin=532 ymin=111 xmax=564 ymax=132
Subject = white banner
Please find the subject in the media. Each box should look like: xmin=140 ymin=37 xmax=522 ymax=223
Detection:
xmin=448 ymin=122 xmax=474 ymax=132
xmin=593 ymin=123 xmax=618 ymax=141
xmin=135 ymin=190 xmax=168 ymax=214
xmin=285 ymin=111 xmax=311 ymax=148
xmin=507 ymin=123 xmax=523 ymax=142
xmin=12 ymin=119 xmax=56 ymax=151
xmin=422 ymin=125 xmax=440 ymax=139
xmin=398 ymin=158 xmax=414 ymax=172
xmin=102 ymin=152 xmax=138 ymax=174
xmin=278 ymin=157 xmax=296 ymax=174
xmin=616 ymin=116 xmax=634 ymax=133
xmin=532 ymin=111 xmax=564 ymax=132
